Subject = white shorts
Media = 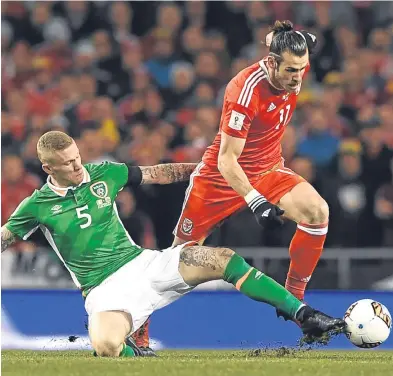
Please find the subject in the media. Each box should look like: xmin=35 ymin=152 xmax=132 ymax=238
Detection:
xmin=84 ymin=244 xmax=194 ymax=334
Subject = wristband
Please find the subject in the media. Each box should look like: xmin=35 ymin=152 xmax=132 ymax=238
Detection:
xmin=244 ymin=189 xmax=267 ymax=212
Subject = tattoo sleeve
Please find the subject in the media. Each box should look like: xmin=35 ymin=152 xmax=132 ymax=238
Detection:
xmin=140 ymin=163 xmax=198 ymax=185
xmin=1 ymin=226 xmax=18 ymax=253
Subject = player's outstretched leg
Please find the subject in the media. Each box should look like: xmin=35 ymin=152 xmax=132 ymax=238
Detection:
xmin=179 ymin=245 xmax=345 ymax=340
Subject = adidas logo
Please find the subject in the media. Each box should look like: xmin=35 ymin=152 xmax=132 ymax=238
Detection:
xmin=262 ymin=209 xmax=271 ymax=217
xmin=267 ymin=103 xmax=276 ymax=112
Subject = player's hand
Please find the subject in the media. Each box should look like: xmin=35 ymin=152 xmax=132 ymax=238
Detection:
xmin=252 ymin=200 xmax=285 ymax=228
xmin=245 ymin=190 xmax=285 ymax=229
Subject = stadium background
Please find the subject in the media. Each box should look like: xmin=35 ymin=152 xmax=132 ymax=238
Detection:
xmin=1 ymin=1 xmax=393 ymax=350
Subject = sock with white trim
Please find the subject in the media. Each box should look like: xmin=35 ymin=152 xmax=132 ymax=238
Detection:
xmin=285 ymin=222 xmax=328 ymax=300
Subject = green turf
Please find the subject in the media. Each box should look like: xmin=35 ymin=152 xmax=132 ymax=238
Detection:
xmin=2 ymin=350 xmax=393 ymax=376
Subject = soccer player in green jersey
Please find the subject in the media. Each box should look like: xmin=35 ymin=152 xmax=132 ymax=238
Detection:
xmin=1 ymin=131 xmax=345 ymax=358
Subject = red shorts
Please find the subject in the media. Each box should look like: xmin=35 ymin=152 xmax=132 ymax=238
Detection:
xmin=173 ymin=161 xmax=304 ymax=242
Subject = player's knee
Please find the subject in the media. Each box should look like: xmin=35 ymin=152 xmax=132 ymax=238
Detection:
xmin=216 ymin=248 xmax=235 ymax=271
xmin=303 ymin=198 xmax=329 ymax=224
xmin=92 ymin=336 xmax=123 ymax=357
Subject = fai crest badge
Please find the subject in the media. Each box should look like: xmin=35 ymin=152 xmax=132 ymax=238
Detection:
xmin=90 ymin=181 xmax=108 ymax=198
xmin=181 ymin=218 xmax=193 ymax=235
xmin=91 ymin=181 xmax=111 ymax=209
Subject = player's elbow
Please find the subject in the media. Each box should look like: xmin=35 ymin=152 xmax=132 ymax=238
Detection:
xmin=217 ymin=156 xmax=225 ymax=172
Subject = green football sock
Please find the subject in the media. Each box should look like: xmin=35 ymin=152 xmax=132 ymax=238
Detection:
xmin=119 ymin=343 xmax=136 ymax=357
xmin=93 ymin=343 xmax=136 ymax=357
xmin=223 ymin=253 xmax=303 ymax=319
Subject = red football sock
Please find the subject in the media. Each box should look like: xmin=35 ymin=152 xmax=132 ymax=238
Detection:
xmin=285 ymin=222 xmax=328 ymax=300
xmin=131 ymin=318 xmax=150 ymax=348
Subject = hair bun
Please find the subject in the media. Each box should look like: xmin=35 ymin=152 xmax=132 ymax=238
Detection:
xmin=271 ymin=20 xmax=294 ymax=34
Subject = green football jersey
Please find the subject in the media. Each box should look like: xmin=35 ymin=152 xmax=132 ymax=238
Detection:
xmin=6 ymin=162 xmax=144 ymax=295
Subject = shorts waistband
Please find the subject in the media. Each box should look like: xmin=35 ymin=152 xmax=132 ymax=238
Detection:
xmin=255 ymin=161 xmax=282 ymax=178
xmin=202 ymin=160 xmax=283 ymax=180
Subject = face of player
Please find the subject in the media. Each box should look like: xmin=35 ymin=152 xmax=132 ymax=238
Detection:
xmin=273 ymin=51 xmax=309 ymax=92
xmin=43 ymin=142 xmax=84 ymax=187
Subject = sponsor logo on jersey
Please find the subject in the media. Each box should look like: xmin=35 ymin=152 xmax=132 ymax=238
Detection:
xmin=267 ymin=103 xmax=276 ymax=112
xmin=50 ymin=205 xmax=62 ymax=214
xmin=90 ymin=181 xmax=108 ymax=198
xmin=96 ymin=197 xmax=112 ymax=209
xmin=228 ymin=110 xmax=245 ymax=130
xmin=181 ymin=218 xmax=193 ymax=235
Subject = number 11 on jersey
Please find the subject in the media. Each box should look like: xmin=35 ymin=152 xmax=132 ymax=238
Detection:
xmin=276 ymin=104 xmax=291 ymax=130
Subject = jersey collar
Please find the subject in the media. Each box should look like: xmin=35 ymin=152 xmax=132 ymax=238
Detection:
xmin=259 ymin=58 xmax=285 ymax=91
xmin=47 ymin=167 xmax=91 ymax=197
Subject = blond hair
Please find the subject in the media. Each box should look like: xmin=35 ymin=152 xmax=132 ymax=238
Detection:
xmin=37 ymin=131 xmax=74 ymax=163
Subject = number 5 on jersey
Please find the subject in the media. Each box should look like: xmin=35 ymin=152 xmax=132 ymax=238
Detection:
xmin=276 ymin=105 xmax=291 ymax=130
xmin=76 ymin=205 xmax=92 ymax=229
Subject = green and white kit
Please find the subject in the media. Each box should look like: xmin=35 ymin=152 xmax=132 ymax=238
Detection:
xmin=6 ymin=161 xmax=192 ymax=332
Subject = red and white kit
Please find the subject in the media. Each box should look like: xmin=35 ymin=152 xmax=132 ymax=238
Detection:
xmin=175 ymin=59 xmax=309 ymax=241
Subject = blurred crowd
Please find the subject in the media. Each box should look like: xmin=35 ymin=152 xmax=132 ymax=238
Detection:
xmin=2 ymin=1 xmax=393 ymax=252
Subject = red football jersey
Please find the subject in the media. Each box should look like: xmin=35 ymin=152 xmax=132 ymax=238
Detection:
xmin=203 ymin=58 xmax=307 ymax=178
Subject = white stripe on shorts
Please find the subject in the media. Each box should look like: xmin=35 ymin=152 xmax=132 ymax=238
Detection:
xmin=173 ymin=161 xmax=205 ymax=235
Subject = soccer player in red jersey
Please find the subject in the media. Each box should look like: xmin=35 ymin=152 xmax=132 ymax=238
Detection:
xmin=173 ymin=20 xmax=324 ymax=302
xmin=135 ymin=20 xmax=323 ymax=346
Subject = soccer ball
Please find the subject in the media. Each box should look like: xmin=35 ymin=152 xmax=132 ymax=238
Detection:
xmin=344 ymin=299 xmax=392 ymax=348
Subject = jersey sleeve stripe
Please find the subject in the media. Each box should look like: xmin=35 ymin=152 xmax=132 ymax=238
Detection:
xmin=22 ymin=225 xmax=39 ymax=240
xmin=244 ymin=73 xmax=266 ymax=107
xmin=237 ymin=67 xmax=262 ymax=107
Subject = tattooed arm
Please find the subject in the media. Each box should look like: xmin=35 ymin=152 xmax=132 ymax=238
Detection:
xmin=140 ymin=163 xmax=198 ymax=185
xmin=125 ymin=163 xmax=198 ymax=187
xmin=1 ymin=226 xmax=18 ymax=253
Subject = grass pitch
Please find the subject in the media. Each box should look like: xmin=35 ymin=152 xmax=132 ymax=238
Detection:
xmin=2 ymin=350 xmax=393 ymax=376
